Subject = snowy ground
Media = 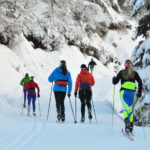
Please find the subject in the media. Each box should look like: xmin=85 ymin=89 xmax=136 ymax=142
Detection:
xmin=0 ymin=34 xmax=150 ymax=150
xmin=0 ymin=75 xmax=150 ymax=150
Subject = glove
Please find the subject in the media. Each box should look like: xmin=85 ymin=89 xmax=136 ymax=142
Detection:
xmin=38 ymin=94 xmax=40 ymax=98
xmin=74 ymin=92 xmax=77 ymax=98
xmin=137 ymin=92 xmax=141 ymax=98
xmin=112 ymin=77 xmax=116 ymax=84
xmin=67 ymin=93 xmax=71 ymax=98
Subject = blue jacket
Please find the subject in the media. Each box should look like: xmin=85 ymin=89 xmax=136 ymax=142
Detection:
xmin=48 ymin=67 xmax=72 ymax=93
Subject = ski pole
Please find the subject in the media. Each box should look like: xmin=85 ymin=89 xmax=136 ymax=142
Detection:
xmin=91 ymin=97 xmax=97 ymax=123
xmin=138 ymin=99 xmax=147 ymax=139
xmin=47 ymin=82 xmax=53 ymax=121
xmin=111 ymin=85 xmax=115 ymax=134
xmin=75 ymin=97 xmax=77 ymax=123
xmin=21 ymin=89 xmax=24 ymax=116
xmin=68 ymin=97 xmax=76 ymax=123
xmin=38 ymin=97 xmax=42 ymax=116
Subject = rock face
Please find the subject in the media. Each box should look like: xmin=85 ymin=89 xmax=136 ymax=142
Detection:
xmin=1 ymin=0 xmax=133 ymax=67
xmin=127 ymin=0 xmax=150 ymax=126
xmin=131 ymin=38 xmax=150 ymax=126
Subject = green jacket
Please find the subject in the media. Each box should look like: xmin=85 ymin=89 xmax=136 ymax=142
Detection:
xmin=20 ymin=76 xmax=30 ymax=86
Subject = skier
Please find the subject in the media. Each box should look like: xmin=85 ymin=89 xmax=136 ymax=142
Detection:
xmin=112 ymin=59 xmax=142 ymax=135
xmin=24 ymin=76 xmax=40 ymax=116
xmin=88 ymin=58 xmax=97 ymax=74
xmin=48 ymin=60 xmax=72 ymax=122
xmin=20 ymin=73 xmax=30 ymax=107
xmin=74 ymin=64 xmax=95 ymax=122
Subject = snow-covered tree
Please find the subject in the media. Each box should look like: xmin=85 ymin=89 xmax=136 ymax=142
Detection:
xmin=129 ymin=0 xmax=150 ymax=125
xmin=129 ymin=0 xmax=150 ymax=17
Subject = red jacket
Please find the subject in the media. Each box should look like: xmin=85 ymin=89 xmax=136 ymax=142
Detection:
xmin=75 ymin=69 xmax=95 ymax=92
xmin=24 ymin=81 xmax=40 ymax=95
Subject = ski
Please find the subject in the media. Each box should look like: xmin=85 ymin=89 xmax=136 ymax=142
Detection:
xmin=121 ymin=128 xmax=134 ymax=141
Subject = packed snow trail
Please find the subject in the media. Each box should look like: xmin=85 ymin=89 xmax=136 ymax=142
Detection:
xmin=0 ymin=76 xmax=150 ymax=150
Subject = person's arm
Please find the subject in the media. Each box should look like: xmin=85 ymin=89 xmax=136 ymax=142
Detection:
xmin=24 ymin=82 xmax=29 ymax=89
xmin=20 ymin=78 xmax=24 ymax=86
xmin=35 ymin=83 xmax=40 ymax=95
xmin=91 ymin=74 xmax=95 ymax=86
xmin=75 ymin=74 xmax=80 ymax=92
xmin=135 ymin=72 xmax=142 ymax=98
xmin=112 ymin=71 xmax=122 ymax=85
xmin=48 ymin=68 xmax=57 ymax=83
xmin=67 ymin=72 xmax=72 ymax=94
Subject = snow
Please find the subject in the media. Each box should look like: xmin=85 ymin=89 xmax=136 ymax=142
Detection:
xmin=0 ymin=0 xmax=150 ymax=149
xmin=0 ymin=34 xmax=150 ymax=150
xmin=104 ymin=30 xmax=137 ymax=62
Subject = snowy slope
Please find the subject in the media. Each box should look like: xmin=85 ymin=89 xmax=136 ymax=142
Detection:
xmin=0 ymin=0 xmax=150 ymax=149
xmin=0 ymin=79 xmax=150 ymax=150
xmin=0 ymin=35 xmax=150 ymax=150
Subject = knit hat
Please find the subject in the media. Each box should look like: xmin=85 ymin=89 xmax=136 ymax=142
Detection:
xmin=60 ymin=60 xmax=66 ymax=66
xmin=30 ymin=76 xmax=34 ymax=81
xmin=80 ymin=64 xmax=87 ymax=70
xmin=124 ymin=59 xmax=133 ymax=68
xmin=25 ymin=73 xmax=29 ymax=76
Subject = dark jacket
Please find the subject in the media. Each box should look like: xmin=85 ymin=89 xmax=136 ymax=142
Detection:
xmin=113 ymin=70 xmax=142 ymax=96
xmin=88 ymin=60 xmax=97 ymax=68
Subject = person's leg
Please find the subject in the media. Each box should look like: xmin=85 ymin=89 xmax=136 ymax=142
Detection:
xmin=85 ymin=90 xmax=92 ymax=119
xmin=23 ymin=89 xmax=28 ymax=107
xmin=32 ymin=94 xmax=36 ymax=113
xmin=60 ymin=92 xmax=66 ymax=121
xmin=79 ymin=90 xmax=86 ymax=120
xmin=90 ymin=67 xmax=94 ymax=74
xmin=120 ymin=90 xmax=135 ymax=133
xmin=54 ymin=92 xmax=61 ymax=120
xmin=27 ymin=93 xmax=32 ymax=115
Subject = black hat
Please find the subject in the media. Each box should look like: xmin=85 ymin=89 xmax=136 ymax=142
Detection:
xmin=25 ymin=73 xmax=29 ymax=76
xmin=60 ymin=60 xmax=66 ymax=64
xmin=30 ymin=76 xmax=34 ymax=80
xmin=80 ymin=64 xmax=87 ymax=70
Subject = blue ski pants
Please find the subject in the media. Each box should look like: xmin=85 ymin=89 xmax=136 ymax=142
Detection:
xmin=23 ymin=89 xmax=28 ymax=103
xmin=27 ymin=93 xmax=36 ymax=112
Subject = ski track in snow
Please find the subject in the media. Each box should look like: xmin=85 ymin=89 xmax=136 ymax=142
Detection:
xmin=0 ymin=113 xmax=46 ymax=150
xmin=0 ymin=76 xmax=150 ymax=150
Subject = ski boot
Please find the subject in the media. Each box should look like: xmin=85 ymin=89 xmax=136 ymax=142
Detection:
xmin=33 ymin=112 xmax=36 ymax=116
xmin=88 ymin=112 xmax=92 ymax=120
xmin=27 ymin=105 xmax=30 ymax=116
xmin=23 ymin=102 xmax=26 ymax=108
xmin=129 ymin=122 xmax=134 ymax=136
xmin=80 ymin=115 xmax=85 ymax=123
xmin=61 ymin=114 xmax=65 ymax=122
xmin=124 ymin=118 xmax=130 ymax=135
xmin=57 ymin=112 xmax=61 ymax=122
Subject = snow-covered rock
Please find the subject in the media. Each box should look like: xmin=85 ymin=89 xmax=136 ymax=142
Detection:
xmin=0 ymin=0 xmax=136 ymax=67
xmin=131 ymin=38 xmax=150 ymax=125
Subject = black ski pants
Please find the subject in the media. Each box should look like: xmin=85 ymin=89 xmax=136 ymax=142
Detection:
xmin=79 ymin=90 xmax=92 ymax=117
xmin=54 ymin=91 xmax=66 ymax=116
